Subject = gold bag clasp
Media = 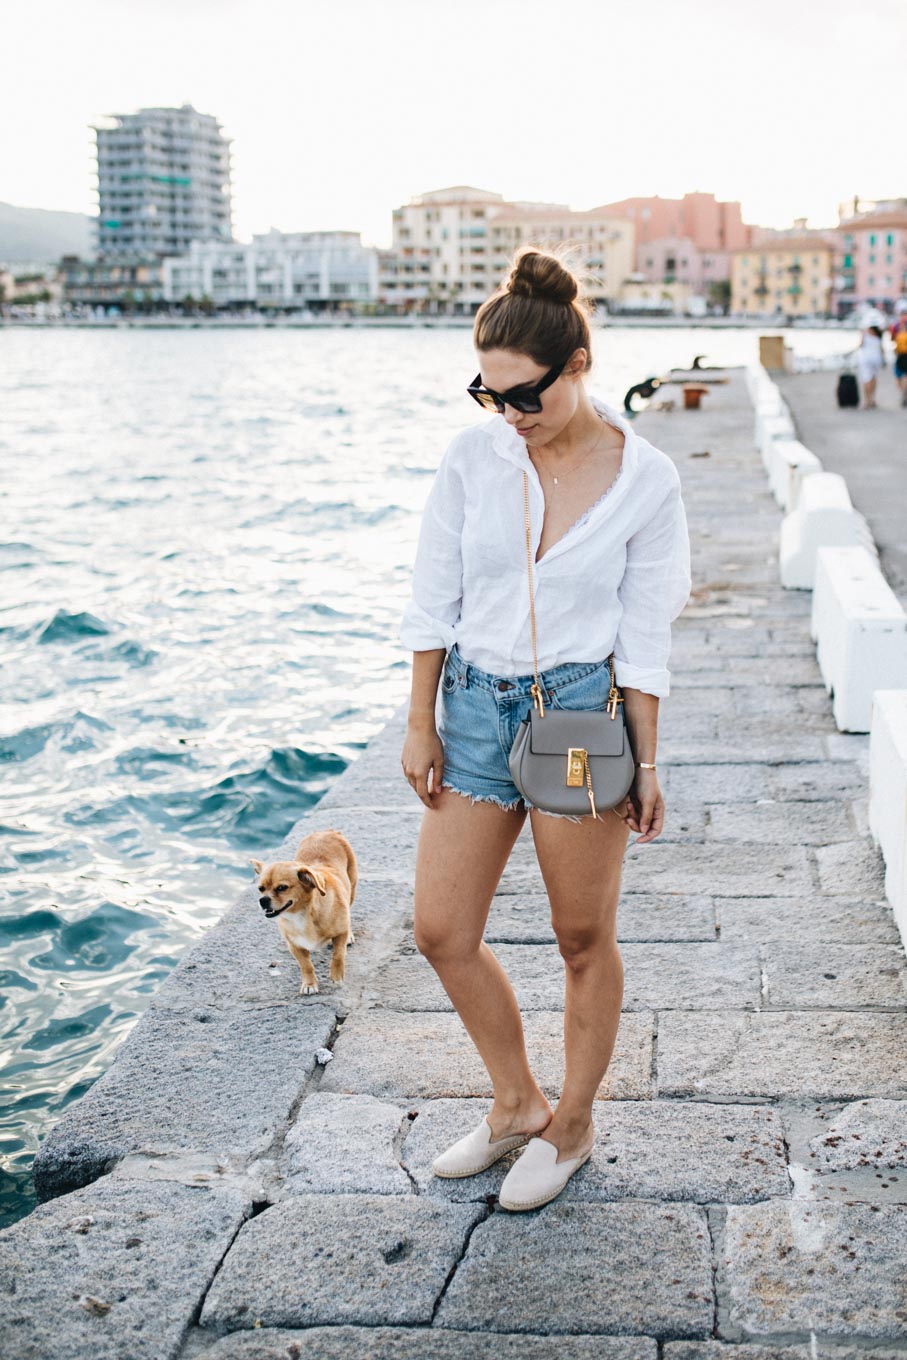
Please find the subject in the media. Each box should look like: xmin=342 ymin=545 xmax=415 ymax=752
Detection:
xmin=566 ymin=747 xmax=587 ymax=787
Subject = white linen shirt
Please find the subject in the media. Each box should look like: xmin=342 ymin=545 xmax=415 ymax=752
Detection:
xmin=398 ymin=393 xmax=692 ymax=697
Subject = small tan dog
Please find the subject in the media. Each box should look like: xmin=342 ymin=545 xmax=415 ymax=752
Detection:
xmin=251 ymin=829 xmax=358 ymax=995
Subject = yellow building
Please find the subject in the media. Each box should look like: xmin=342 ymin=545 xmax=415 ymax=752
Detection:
xmin=731 ymin=236 xmax=834 ymax=317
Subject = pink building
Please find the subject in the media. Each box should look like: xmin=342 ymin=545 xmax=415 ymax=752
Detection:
xmin=594 ymin=192 xmax=751 ymax=288
xmin=835 ymin=211 xmax=907 ymax=316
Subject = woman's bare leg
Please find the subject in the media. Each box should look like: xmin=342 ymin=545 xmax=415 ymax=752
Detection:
xmin=413 ymin=786 xmax=553 ymax=1138
xmin=528 ymin=804 xmax=631 ymax=1161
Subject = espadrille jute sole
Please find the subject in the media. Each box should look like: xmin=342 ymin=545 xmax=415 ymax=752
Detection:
xmin=432 ymin=1134 xmax=532 ymax=1178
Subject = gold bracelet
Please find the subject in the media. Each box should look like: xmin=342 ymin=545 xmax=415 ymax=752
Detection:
xmin=635 ymin=761 xmax=657 ymax=769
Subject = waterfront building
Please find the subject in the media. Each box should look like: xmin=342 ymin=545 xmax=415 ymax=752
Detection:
xmin=161 ymin=230 xmax=378 ymax=310
xmin=0 ymin=266 xmax=62 ymax=306
xmin=730 ymin=236 xmax=835 ymax=317
xmin=379 ymin=186 xmax=634 ymax=313
xmin=487 ymin=206 xmax=634 ymax=309
xmin=588 ymin=192 xmax=750 ymax=311
xmin=380 ymin=186 xmax=508 ymax=313
xmin=91 ymin=103 xmax=232 ymax=259
xmin=834 ymin=207 xmax=907 ymax=316
xmin=59 ymin=256 xmax=164 ymax=309
xmin=595 ymin=191 xmax=749 ymax=254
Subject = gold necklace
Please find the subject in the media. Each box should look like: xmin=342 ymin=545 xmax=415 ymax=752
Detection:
xmin=530 ymin=415 xmax=608 ymax=488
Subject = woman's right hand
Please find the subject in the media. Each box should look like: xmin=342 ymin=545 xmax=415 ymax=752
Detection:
xmin=401 ymin=720 xmax=445 ymax=809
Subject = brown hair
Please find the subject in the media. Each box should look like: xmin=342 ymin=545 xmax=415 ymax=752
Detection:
xmin=473 ymin=245 xmax=594 ymax=373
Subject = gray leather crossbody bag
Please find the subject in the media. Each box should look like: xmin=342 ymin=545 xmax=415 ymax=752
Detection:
xmin=507 ymin=470 xmax=636 ymax=818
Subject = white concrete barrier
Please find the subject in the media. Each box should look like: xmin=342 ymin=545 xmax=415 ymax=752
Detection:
xmin=767 ymin=437 xmax=823 ymax=511
xmin=869 ymin=691 xmax=907 ymax=947
xmin=779 ymin=473 xmax=874 ymax=589
xmin=758 ymin=412 xmax=796 ymax=469
xmin=811 ymin=546 xmax=907 ymax=732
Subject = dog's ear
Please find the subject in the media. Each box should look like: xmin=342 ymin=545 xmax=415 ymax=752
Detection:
xmin=297 ymin=866 xmax=327 ymax=896
xmin=250 ymin=858 xmax=264 ymax=875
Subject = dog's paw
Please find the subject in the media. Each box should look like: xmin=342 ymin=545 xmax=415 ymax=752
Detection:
xmin=347 ymin=931 xmax=355 ymax=945
xmin=300 ymin=981 xmax=319 ymax=995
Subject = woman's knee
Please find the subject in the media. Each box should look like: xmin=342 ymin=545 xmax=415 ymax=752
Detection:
xmin=553 ymin=922 xmax=620 ymax=969
xmin=413 ymin=913 xmax=481 ymax=964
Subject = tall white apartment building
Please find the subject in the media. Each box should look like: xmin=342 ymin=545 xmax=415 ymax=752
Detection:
xmin=162 ymin=230 xmax=378 ymax=309
xmin=379 ymin=186 xmax=634 ymax=313
xmin=92 ymin=103 xmax=232 ymax=258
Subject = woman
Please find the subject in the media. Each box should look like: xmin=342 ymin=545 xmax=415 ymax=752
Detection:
xmin=399 ymin=248 xmax=691 ymax=1211
xmin=857 ymin=324 xmax=884 ymax=408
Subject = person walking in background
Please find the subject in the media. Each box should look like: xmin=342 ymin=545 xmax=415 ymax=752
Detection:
xmin=856 ymin=324 xmax=884 ymax=408
xmin=891 ymin=313 xmax=907 ymax=407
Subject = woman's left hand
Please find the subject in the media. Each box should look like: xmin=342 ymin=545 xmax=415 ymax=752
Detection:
xmin=622 ymin=768 xmax=664 ymax=843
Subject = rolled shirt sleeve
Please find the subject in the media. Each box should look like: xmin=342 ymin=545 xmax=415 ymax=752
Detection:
xmin=612 ymin=467 xmax=691 ymax=698
xmin=399 ymin=433 xmax=467 ymax=652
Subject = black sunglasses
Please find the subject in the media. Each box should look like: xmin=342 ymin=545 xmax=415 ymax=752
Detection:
xmin=467 ymin=359 xmax=565 ymax=414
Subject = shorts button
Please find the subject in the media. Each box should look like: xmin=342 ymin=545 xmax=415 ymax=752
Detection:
xmin=497 ymin=680 xmax=514 ymax=691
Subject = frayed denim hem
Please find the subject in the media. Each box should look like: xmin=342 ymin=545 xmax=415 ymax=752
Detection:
xmin=439 ymin=780 xmax=585 ymax=824
xmin=438 ymin=780 xmax=523 ymax=813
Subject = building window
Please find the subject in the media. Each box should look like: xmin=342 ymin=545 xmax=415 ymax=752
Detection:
xmin=869 ymin=233 xmax=876 ymax=246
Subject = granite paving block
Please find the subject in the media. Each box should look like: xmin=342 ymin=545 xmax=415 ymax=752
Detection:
xmin=665 ymin=1346 xmax=813 ymax=1359
xmin=434 ymin=1201 xmax=713 ymax=1338
xmin=33 ymin=1002 xmax=337 ymax=1201
xmin=199 ymin=1195 xmax=484 ymax=1330
xmin=319 ymin=1009 xmax=654 ymax=1101
xmin=192 ymin=1326 xmax=659 ymax=1359
xmin=772 ymin=761 xmax=870 ymax=799
xmin=620 ymin=843 xmax=813 ymax=897
xmin=281 ymin=1092 xmax=412 ymax=1195
xmin=715 ymin=896 xmax=900 ymax=943
xmin=157 ymin=877 xmax=411 ymax=1012
xmin=660 ymin=764 xmax=775 ymax=803
xmin=402 ymin=1097 xmax=788 ymax=1204
xmin=816 ymin=841 xmax=887 ymax=897
xmin=482 ymin=892 xmax=717 ymax=944
xmin=706 ymin=801 xmax=856 ymax=845
xmin=720 ymin=1201 xmax=907 ymax=1340
xmin=275 ymin=808 xmax=422 ymax=879
xmin=810 ymin=1100 xmax=907 ymax=1170
xmin=658 ymin=735 xmax=827 ymax=764
xmin=658 ymin=1011 xmax=907 ymax=1100
xmin=762 ymin=944 xmax=907 ymax=1008
xmin=620 ymin=943 xmax=761 ymax=1010
xmin=731 ymin=685 xmax=818 ymax=715
xmin=376 ymin=942 xmax=758 ymax=1012
xmin=0 ymin=1178 xmax=247 ymax=1360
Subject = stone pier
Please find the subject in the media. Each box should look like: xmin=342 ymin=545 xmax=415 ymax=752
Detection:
xmin=2 ymin=370 xmax=907 ymax=1359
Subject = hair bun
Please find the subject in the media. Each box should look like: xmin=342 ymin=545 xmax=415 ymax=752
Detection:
xmin=507 ymin=248 xmax=578 ymax=304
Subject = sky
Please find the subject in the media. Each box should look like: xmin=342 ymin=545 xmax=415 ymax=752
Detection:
xmin=2 ymin=0 xmax=904 ymax=248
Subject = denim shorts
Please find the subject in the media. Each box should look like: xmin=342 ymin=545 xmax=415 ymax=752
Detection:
xmin=437 ymin=641 xmax=616 ymax=822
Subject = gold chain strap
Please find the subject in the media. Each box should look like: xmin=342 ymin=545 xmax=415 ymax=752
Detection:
xmin=522 ymin=471 xmax=546 ymax=716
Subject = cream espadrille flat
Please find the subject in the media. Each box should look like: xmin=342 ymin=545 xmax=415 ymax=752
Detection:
xmin=497 ymin=1134 xmax=593 ymax=1210
xmin=431 ymin=1115 xmax=534 ymax=1179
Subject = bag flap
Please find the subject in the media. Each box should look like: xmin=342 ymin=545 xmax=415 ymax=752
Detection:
xmin=528 ymin=708 xmax=626 ymax=757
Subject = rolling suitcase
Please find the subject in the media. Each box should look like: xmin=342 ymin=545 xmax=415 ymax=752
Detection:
xmin=836 ymin=371 xmax=859 ymax=407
